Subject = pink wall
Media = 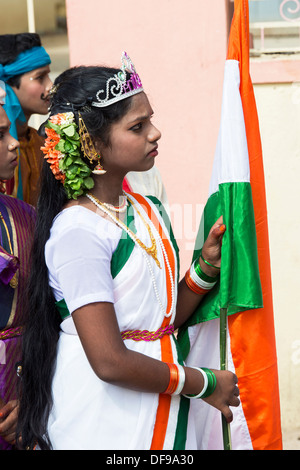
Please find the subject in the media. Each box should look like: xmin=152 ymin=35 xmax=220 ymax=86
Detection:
xmin=66 ymin=0 xmax=228 ymax=270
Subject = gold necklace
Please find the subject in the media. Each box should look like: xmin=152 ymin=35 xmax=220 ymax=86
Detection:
xmin=87 ymin=193 xmax=161 ymax=268
xmin=0 ymin=210 xmax=18 ymax=288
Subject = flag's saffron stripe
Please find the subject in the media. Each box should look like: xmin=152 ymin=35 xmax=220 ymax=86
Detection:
xmin=226 ymin=0 xmax=282 ymax=450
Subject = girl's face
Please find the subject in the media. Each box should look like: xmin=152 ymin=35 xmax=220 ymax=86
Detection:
xmin=12 ymin=65 xmax=53 ymax=119
xmin=0 ymin=106 xmax=19 ymax=180
xmin=99 ymin=92 xmax=161 ymax=176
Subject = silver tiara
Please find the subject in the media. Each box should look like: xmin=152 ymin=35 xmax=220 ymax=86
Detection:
xmin=91 ymin=51 xmax=143 ymax=108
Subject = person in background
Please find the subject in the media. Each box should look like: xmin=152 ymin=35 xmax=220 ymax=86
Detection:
xmin=0 ymin=33 xmax=52 ymax=206
xmin=0 ymin=85 xmax=36 ymax=450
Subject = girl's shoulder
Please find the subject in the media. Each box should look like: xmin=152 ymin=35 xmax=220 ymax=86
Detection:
xmin=51 ymin=205 xmax=121 ymax=239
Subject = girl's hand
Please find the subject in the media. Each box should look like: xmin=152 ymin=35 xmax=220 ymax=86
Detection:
xmin=200 ymin=216 xmax=225 ymax=277
xmin=203 ymin=370 xmax=240 ymax=423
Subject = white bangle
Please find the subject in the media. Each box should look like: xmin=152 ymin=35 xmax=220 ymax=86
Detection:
xmin=173 ymin=364 xmax=185 ymax=395
xmin=190 ymin=262 xmax=217 ymax=290
xmin=183 ymin=367 xmax=208 ymax=399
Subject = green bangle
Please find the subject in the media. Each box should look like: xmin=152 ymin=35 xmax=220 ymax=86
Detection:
xmin=193 ymin=258 xmax=219 ymax=284
xmin=183 ymin=367 xmax=217 ymax=399
xmin=200 ymin=368 xmax=217 ymax=398
xmin=200 ymin=250 xmax=221 ymax=270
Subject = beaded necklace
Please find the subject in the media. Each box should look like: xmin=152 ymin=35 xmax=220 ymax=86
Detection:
xmin=87 ymin=193 xmax=160 ymax=268
xmin=101 ymin=194 xmax=128 ymax=213
xmin=86 ymin=193 xmax=175 ymax=318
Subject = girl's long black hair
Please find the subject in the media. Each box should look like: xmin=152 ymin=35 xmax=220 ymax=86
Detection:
xmin=16 ymin=65 xmax=133 ymax=449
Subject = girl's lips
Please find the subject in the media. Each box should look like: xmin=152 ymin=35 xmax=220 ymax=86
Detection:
xmin=10 ymin=156 xmax=18 ymax=167
xmin=147 ymin=146 xmax=158 ymax=157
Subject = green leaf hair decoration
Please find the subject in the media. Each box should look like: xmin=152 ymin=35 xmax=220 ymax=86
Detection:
xmin=41 ymin=112 xmax=95 ymax=199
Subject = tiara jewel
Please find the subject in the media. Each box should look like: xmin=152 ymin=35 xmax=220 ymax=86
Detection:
xmin=91 ymin=51 xmax=143 ymax=108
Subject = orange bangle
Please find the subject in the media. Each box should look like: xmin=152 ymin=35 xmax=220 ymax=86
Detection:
xmin=185 ymin=271 xmax=209 ymax=295
xmin=164 ymin=363 xmax=179 ymax=395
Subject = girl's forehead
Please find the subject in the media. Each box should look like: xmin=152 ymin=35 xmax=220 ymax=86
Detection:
xmin=123 ymin=92 xmax=153 ymax=121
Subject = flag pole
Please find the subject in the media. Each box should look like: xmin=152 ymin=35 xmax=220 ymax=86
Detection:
xmin=220 ymin=307 xmax=232 ymax=450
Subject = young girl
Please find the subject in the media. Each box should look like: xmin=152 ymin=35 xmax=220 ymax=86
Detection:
xmin=17 ymin=53 xmax=239 ymax=450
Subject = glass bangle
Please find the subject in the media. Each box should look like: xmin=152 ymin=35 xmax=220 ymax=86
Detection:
xmin=200 ymin=249 xmax=221 ymax=270
xmin=174 ymin=364 xmax=186 ymax=395
xmin=193 ymin=258 xmax=218 ymax=283
xmin=200 ymin=367 xmax=217 ymax=398
xmin=182 ymin=367 xmax=208 ymax=399
xmin=183 ymin=367 xmax=217 ymax=399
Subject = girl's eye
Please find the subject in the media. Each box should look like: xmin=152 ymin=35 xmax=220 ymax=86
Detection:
xmin=130 ymin=122 xmax=143 ymax=132
xmin=0 ymin=132 xmax=4 ymax=139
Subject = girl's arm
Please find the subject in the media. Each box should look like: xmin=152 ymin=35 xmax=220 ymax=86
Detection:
xmin=72 ymin=298 xmax=239 ymax=423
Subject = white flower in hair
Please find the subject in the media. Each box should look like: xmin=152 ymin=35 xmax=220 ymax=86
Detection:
xmin=50 ymin=112 xmax=75 ymax=126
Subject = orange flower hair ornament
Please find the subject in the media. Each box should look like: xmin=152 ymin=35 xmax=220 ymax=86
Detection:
xmin=41 ymin=112 xmax=94 ymax=199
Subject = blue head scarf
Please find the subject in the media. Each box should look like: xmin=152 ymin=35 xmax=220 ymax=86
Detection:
xmin=0 ymin=46 xmax=51 ymax=199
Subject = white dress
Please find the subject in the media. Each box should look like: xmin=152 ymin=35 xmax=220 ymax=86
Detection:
xmin=44 ymin=193 xmax=193 ymax=450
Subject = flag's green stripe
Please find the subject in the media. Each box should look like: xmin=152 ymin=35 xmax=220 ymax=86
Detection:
xmin=178 ymin=182 xmax=263 ymax=347
xmin=218 ymin=182 xmax=262 ymax=311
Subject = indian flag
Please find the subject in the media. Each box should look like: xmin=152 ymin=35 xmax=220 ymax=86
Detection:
xmin=178 ymin=0 xmax=282 ymax=450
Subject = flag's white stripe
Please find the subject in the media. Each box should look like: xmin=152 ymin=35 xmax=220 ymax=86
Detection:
xmin=184 ymin=319 xmax=253 ymax=450
xmin=208 ymin=60 xmax=250 ymax=198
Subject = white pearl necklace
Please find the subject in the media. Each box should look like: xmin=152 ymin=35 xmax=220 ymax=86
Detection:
xmin=87 ymin=193 xmax=176 ymax=318
xmin=101 ymin=194 xmax=128 ymax=213
xmin=141 ymin=209 xmax=175 ymax=318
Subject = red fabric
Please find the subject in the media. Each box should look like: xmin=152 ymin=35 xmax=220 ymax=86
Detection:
xmin=122 ymin=177 xmax=132 ymax=193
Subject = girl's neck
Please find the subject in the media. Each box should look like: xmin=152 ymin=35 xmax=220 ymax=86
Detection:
xmin=63 ymin=173 xmax=127 ymax=214
xmin=89 ymin=173 xmax=125 ymax=206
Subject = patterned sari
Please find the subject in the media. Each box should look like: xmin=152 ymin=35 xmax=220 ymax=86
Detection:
xmin=0 ymin=194 xmax=35 ymax=449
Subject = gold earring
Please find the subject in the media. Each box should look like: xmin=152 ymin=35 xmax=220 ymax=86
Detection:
xmin=92 ymin=155 xmax=106 ymax=175
xmin=78 ymin=112 xmax=106 ymax=174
